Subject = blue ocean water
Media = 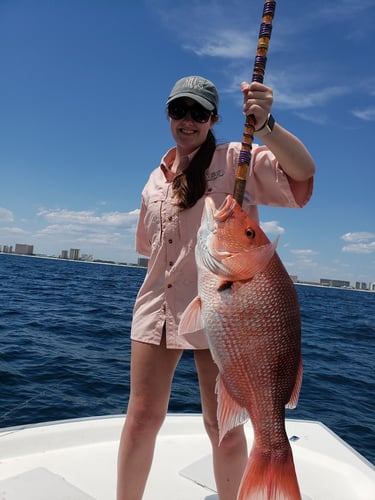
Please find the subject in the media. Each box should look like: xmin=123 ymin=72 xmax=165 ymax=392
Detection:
xmin=1 ymin=254 xmax=374 ymax=464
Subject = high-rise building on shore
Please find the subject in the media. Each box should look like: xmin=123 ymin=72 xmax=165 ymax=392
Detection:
xmin=69 ymin=248 xmax=80 ymax=260
xmin=15 ymin=244 xmax=34 ymax=256
xmin=60 ymin=249 xmax=81 ymax=260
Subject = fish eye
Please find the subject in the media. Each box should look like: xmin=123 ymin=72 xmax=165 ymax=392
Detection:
xmin=246 ymin=227 xmax=255 ymax=238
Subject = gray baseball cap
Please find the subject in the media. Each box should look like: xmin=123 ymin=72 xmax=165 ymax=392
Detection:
xmin=166 ymin=76 xmax=219 ymax=112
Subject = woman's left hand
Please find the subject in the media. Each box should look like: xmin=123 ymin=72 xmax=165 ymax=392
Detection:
xmin=241 ymin=81 xmax=273 ymax=130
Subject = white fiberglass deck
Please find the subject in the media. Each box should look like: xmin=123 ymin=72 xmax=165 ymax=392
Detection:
xmin=0 ymin=414 xmax=374 ymax=500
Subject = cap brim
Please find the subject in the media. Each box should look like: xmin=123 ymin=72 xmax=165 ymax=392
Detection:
xmin=166 ymin=92 xmax=215 ymax=111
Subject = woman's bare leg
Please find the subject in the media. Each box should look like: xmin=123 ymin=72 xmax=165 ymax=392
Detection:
xmin=117 ymin=337 xmax=182 ymax=500
xmin=194 ymin=349 xmax=248 ymax=500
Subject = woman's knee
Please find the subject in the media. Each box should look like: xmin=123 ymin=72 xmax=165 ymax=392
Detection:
xmin=204 ymin=416 xmax=245 ymax=451
xmin=220 ymin=426 xmax=246 ymax=451
xmin=125 ymin=403 xmax=166 ymax=439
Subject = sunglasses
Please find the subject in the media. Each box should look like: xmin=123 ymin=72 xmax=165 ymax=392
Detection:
xmin=168 ymin=101 xmax=214 ymax=123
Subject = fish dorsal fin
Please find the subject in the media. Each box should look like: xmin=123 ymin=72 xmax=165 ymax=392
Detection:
xmin=221 ymin=237 xmax=279 ymax=281
xmin=216 ymin=376 xmax=249 ymax=444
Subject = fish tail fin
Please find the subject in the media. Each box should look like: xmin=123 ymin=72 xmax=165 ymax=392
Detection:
xmin=237 ymin=443 xmax=301 ymax=500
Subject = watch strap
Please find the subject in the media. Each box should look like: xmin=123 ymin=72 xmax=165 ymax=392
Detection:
xmin=254 ymin=113 xmax=275 ymax=137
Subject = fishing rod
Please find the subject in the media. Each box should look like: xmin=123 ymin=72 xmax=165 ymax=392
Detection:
xmin=233 ymin=0 xmax=277 ymax=206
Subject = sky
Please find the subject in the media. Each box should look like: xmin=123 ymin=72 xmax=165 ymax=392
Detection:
xmin=0 ymin=0 xmax=374 ymax=285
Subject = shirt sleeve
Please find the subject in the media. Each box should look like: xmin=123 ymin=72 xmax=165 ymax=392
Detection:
xmin=247 ymin=144 xmax=313 ymax=208
xmin=135 ymin=197 xmax=151 ymax=256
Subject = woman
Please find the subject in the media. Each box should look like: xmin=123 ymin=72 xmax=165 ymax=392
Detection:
xmin=117 ymin=75 xmax=315 ymax=500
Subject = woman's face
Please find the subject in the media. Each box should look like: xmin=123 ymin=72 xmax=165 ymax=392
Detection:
xmin=168 ymin=97 xmax=218 ymax=155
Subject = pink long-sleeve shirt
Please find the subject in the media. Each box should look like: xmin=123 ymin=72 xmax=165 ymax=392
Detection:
xmin=131 ymin=141 xmax=313 ymax=349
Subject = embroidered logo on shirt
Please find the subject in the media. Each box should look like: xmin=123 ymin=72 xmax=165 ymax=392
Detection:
xmin=206 ymin=169 xmax=224 ymax=181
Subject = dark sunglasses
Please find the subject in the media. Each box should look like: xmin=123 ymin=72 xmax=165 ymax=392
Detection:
xmin=168 ymin=101 xmax=214 ymax=123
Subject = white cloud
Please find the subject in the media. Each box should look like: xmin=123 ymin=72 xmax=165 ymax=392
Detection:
xmin=260 ymin=220 xmax=285 ymax=235
xmin=290 ymin=258 xmax=317 ymax=267
xmin=290 ymin=249 xmax=319 ymax=256
xmin=37 ymin=224 xmax=91 ymax=236
xmin=0 ymin=206 xmax=141 ymax=261
xmin=183 ymin=30 xmax=253 ymax=59
xmin=223 ymin=68 xmax=351 ymax=113
xmin=362 ymin=78 xmax=375 ymax=97
xmin=342 ymin=242 xmax=375 ymax=254
xmin=0 ymin=226 xmax=27 ymax=235
xmin=341 ymin=232 xmax=375 ymax=242
xmin=32 ymin=207 xmax=141 ymax=257
xmin=266 ymin=72 xmax=350 ymax=110
xmin=155 ymin=0 xmax=258 ymax=58
xmin=352 ymin=107 xmax=375 ymax=121
xmin=286 ymin=249 xmax=319 ymax=270
xmin=37 ymin=208 xmax=140 ymax=228
xmin=0 ymin=207 xmax=14 ymax=223
xmin=341 ymin=232 xmax=375 ymax=254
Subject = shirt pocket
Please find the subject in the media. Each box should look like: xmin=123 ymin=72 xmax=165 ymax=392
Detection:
xmin=144 ymin=194 xmax=165 ymax=247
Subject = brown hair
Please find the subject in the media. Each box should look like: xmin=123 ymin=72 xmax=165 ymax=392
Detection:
xmin=172 ymin=129 xmax=216 ymax=210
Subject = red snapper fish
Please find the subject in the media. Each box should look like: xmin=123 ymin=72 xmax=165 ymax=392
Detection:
xmin=179 ymin=194 xmax=303 ymax=500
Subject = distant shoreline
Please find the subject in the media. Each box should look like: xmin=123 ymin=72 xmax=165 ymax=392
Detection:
xmin=294 ymin=282 xmax=374 ymax=293
xmin=1 ymin=252 xmax=373 ymax=291
xmin=0 ymin=252 xmax=147 ymax=269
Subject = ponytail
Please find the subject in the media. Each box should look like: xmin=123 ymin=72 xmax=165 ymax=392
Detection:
xmin=172 ymin=130 xmax=216 ymax=210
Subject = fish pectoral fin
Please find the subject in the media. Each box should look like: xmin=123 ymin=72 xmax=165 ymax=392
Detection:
xmin=286 ymin=357 xmax=303 ymax=409
xmin=178 ymin=297 xmax=204 ymax=336
xmin=216 ymin=376 xmax=249 ymax=444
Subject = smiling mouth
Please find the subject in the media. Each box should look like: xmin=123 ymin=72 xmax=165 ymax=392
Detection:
xmin=180 ymin=128 xmax=196 ymax=134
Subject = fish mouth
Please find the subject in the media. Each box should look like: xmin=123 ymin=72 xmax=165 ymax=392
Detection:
xmin=203 ymin=196 xmax=217 ymax=233
xmin=198 ymin=198 xmax=232 ymax=276
xmin=203 ymin=195 xmax=235 ymax=231
xmin=212 ymin=195 xmax=236 ymax=222
xmin=203 ymin=196 xmax=235 ymax=260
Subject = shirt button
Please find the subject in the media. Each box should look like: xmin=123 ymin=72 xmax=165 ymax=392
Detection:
xmin=168 ymin=216 xmax=173 ymax=221
xmin=167 ymin=284 xmax=172 ymax=288
xmin=169 ymin=261 xmax=173 ymax=266
xmin=168 ymin=239 xmax=173 ymax=244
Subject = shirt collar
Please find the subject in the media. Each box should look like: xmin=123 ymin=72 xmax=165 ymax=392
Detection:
xmin=160 ymin=147 xmax=199 ymax=181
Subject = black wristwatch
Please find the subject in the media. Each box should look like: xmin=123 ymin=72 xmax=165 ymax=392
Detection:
xmin=255 ymin=113 xmax=275 ymax=137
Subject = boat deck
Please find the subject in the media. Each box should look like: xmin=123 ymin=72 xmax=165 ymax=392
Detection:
xmin=0 ymin=414 xmax=374 ymax=499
